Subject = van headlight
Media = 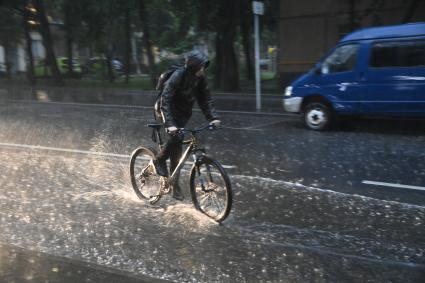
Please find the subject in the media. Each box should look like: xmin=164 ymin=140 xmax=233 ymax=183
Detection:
xmin=284 ymin=86 xmax=293 ymax=97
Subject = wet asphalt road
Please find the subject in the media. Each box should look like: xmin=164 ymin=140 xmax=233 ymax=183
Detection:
xmin=0 ymin=243 xmax=165 ymax=283
xmin=0 ymin=100 xmax=424 ymax=282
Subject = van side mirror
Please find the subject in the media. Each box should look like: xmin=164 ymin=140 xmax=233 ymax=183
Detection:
xmin=314 ymin=65 xmax=322 ymax=75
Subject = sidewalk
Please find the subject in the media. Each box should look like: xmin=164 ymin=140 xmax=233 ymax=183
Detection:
xmin=1 ymin=85 xmax=287 ymax=114
xmin=0 ymin=243 xmax=169 ymax=283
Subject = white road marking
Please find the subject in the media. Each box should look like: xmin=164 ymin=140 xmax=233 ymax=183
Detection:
xmin=0 ymin=141 xmax=422 ymax=207
xmin=216 ymin=109 xmax=294 ymax=117
xmin=362 ymin=180 xmax=425 ymax=192
xmin=0 ymin=142 xmax=129 ymax=158
xmin=245 ymin=120 xmax=286 ymax=129
xmin=127 ymin=116 xmax=154 ymax=121
xmin=0 ymin=142 xmax=237 ymax=169
xmin=220 ymin=126 xmax=262 ymax=131
xmin=39 ymin=114 xmax=63 ymax=118
xmin=221 ymin=119 xmax=291 ymax=131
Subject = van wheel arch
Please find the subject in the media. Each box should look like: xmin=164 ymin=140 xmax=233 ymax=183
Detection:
xmin=301 ymin=95 xmax=334 ymax=111
xmin=301 ymin=95 xmax=338 ymax=130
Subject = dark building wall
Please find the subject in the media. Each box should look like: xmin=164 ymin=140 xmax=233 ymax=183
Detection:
xmin=277 ymin=0 xmax=425 ymax=86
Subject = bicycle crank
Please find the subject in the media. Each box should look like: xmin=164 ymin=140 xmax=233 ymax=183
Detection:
xmin=149 ymin=177 xmax=170 ymax=204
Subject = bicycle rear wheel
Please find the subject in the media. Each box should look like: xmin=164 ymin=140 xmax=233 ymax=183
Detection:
xmin=190 ymin=156 xmax=232 ymax=223
xmin=129 ymin=147 xmax=164 ymax=204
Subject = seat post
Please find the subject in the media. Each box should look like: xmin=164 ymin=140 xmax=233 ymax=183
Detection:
xmin=157 ymin=129 xmax=164 ymax=149
xmin=147 ymin=124 xmax=164 ymax=149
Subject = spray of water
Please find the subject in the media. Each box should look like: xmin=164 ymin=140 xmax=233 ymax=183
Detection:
xmin=73 ymin=125 xmax=218 ymax=230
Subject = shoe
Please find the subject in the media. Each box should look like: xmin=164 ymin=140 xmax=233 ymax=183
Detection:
xmin=172 ymin=183 xmax=185 ymax=201
xmin=152 ymin=159 xmax=168 ymax=177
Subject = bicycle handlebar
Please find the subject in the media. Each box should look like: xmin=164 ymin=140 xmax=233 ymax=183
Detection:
xmin=179 ymin=123 xmax=220 ymax=134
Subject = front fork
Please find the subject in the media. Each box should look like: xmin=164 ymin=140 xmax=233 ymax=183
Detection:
xmin=193 ymin=150 xmax=213 ymax=192
xmin=194 ymin=154 xmax=205 ymax=190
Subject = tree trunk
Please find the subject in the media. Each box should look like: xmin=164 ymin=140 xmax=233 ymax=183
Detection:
xmin=66 ymin=33 xmax=73 ymax=77
xmin=22 ymin=5 xmax=36 ymax=86
xmin=349 ymin=0 xmax=356 ymax=31
xmin=106 ymin=53 xmax=115 ymax=83
xmin=402 ymin=0 xmax=420 ymax=23
xmin=214 ymin=33 xmax=222 ymax=89
xmin=218 ymin=28 xmax=239 ymax=91
xmin=33 ymin=0 xmax=63 ymax=86
xmin=3 ymin=42 xmax=12 ymax=80
xmin=240 ymin=0 xmax=254 ymax=81
xmin=138 ymin=38 xmax=146 ymax=72
xmin=215 ymin=0 xmax=239 ymax=91
xmin=22 ymin=8 xmax=36 ymax=85
xmin=139 ymin=0 xmax=156 ymax=86
xmin=64 ymin=2 xmax=74 ymax=78
xmin=124 ymin=4 xmax=131 ymax=83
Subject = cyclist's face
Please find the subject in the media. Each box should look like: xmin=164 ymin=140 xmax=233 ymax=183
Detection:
xmin=195 ymin=67 xmax=205 ymax=77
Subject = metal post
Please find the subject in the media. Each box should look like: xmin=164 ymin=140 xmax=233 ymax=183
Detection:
xmin=253 ymin=1 xmax=263 ymax=111
xmin=254 ymin=14 xmax=261 ymax=110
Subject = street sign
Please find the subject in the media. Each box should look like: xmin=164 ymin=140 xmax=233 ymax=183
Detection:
xmin=252 ymin=1 xmax=264 ymax=15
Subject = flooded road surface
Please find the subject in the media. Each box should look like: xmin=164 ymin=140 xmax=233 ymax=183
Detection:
xmin=0 ymin=101 xmax=424 ymax=282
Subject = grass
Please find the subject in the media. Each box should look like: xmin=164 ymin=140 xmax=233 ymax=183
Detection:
xmin=261 ymin=71 xmax=276 ymax=81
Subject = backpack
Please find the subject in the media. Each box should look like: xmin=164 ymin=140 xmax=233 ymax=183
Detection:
xmin=154 ymin=66 xmax=179 ymax=120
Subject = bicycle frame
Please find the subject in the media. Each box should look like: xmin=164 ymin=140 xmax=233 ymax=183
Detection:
xmin=169 ymin=142 xmax=194 ymax=184
xmin=153 ymin=127 xmax=205 ymax=185
xmin=136 ymin=123 xmax=232 ymax=222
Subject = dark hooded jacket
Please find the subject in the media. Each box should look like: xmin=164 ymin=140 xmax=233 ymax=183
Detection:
xmin=160 ymin=51 xmax=219 ymax=127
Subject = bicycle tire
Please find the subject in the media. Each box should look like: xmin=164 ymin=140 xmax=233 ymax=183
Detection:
xmin=129 ymin=146 xmax=163 ymax=203
xmin=190 ymin=156 xmax=232 ymax=223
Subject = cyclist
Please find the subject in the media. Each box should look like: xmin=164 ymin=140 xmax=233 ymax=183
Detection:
xmin=153 ymin=50 xmax=221 ymax=200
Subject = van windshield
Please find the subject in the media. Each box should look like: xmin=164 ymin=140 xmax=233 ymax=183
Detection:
xmin=321 ymin=44 xmax=359 ymax=74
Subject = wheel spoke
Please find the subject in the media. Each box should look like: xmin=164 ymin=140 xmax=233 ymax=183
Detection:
xmin=210 ymin=193 xmax=223 ymax=216
xmin=193 ymin=162 xmax=230 ymax=220
xmin=130 ymin=148 xmax=162 ymax=201
xmin=199 ymin=192 xmax=211 ymax=208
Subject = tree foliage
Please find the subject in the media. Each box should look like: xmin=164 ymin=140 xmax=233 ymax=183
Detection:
xmin=0 ymin=0 xmax=280 ymax=90
xmin=0 ymin=1 xmax=23 ymax=78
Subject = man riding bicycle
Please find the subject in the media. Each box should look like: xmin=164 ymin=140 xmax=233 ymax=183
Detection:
xmin=152 ymin=50 xmax=221 ymax=200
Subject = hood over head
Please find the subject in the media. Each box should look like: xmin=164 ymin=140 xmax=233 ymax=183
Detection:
xmin=184 ymin=50 xmax=210 ymax=74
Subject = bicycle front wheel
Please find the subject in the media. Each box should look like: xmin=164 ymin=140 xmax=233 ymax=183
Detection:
xmin=190 ymin=156 xmax=232 ymax=223
xmin=129 ymin=146 xmax=163 ymax=203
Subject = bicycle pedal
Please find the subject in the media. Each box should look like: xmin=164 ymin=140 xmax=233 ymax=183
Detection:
xmin=142 ymin=169 xmax=153 ymax=176
xmin=139 ymin=176 xmax=146 ymax=184
xmin=161 ymin=187 xmax=171 ymax=194
xmin=149 ymin=194 xmax=164 ymax=200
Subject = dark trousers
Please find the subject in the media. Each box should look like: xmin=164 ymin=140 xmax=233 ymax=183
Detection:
xmin=156 ymin=133 xmax=184 ymax=174
xmin=155 ymin=117 xmax=188 ymax=175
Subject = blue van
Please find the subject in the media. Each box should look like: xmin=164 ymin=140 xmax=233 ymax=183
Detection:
xmin=283 ymin=23 xmax=425 ymax=130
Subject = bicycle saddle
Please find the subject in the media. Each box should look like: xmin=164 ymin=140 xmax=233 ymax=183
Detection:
xmin=147 ymin=123 xmax=162 ymax=130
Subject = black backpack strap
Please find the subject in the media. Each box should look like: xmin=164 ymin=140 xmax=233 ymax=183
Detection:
xmin=153 ymin=89 xmax=163 ymax=120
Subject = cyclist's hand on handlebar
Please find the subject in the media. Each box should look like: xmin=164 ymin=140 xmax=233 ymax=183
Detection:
xmin=209 ymin=119 xmax=221 ymax=127
xmin=166 ymin=126 xmax=179 ymax=135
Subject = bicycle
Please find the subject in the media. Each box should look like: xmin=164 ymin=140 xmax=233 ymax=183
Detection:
xmin=129 ymin=123 xmax=232 ymax=223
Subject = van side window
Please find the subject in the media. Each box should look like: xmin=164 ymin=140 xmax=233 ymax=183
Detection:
xmin=321 ymin=44 xmax=359 ymax=74
xmin=370 ymin=41 xmax=425 ymax=68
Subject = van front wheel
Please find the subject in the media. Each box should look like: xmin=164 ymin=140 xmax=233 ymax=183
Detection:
xmin=303 ymin=102 xmax=333 ymax=131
